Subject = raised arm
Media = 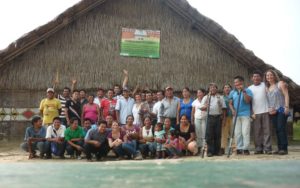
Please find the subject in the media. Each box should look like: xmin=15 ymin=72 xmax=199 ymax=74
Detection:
xmin=122 ymin=69 xmax=129 ymax=89
xmin=71 ymin=79 xmax=77 ymax=93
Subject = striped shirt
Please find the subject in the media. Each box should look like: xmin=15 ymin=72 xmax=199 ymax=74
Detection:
xmin=58 ymin=94 xmax=69 ymax=119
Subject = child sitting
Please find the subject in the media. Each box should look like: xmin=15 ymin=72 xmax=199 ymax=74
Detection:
xmin=154 ymin=123 xmax=166 ymax=159
xmin=164 ymin=130 xmax=182 ymax=159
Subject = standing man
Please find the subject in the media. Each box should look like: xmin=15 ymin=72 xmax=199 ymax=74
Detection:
xmin=114 ymin=69 xmax=129 ymax=100
xmin=200 ymin=83 xmax=226 ymax=157
xmin=101 ymin=89 xmax=117 ymax=120
xmin=115 ymin=87 xmax=135 ymax=126
xmin=152 ymin=91 xmax=164 ymax=125
xmin=53 ymin=79 xmax=76 ymax=126
xmin=248 ymin=70 xmax=272 ymax=154
xmin=229 ymin=76 xmax=253 ymax=155
xmin=94 ymin=88 xmax=106 ymax=108
xmin=65 ymin=90 xmax=81 ymax=126
xmin=159 ymin=86 xmax=179 ymax=127
xmin=39 ymin=88 xmax=61 ymax=127
xmin=139 ymin=91 xmax=156 ymax=123
xmin=79 ymin=89 xmax=88 ymax=108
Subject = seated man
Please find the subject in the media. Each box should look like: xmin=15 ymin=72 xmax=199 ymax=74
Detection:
xmin=64 ymin=117 xmax=85 ymax=159
xmin=45 ymin=117 xmax=66 ymax=159
xmin=84 ymin=120 xmax=110 ymax=161
xmin=20 ymin=116 xmax=47 ymax=159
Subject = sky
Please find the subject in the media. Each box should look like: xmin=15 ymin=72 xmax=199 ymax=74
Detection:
xmin=0 ymin=0 xmax=299 ymax=84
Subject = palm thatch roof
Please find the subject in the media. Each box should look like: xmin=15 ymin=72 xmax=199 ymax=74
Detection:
xmin=0 ymin=0 xmax=299 ymax=104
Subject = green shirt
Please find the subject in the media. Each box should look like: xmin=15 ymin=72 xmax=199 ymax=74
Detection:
xmin=64 ymin=126 xmax=85 ymax=141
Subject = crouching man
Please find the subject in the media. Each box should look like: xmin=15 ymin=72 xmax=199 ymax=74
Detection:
xmin=45 ymin=117 xmax=66 ymax=159
xmin=20 ymin=116 xmax=47 ymax=159
xmin=84 ymin=120 xmax=110 ymax=161
xmin=64 ymin=117 xmax=85 ymax=159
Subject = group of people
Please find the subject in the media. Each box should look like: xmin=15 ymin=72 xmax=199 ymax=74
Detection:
xmin=20 ymin=69 xmax=290 ymax=161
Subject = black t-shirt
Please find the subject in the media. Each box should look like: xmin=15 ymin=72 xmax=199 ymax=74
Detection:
xmin=175 ymin=124 xmax=195 ymax=141
xmin=65 ymin=99 xmax=81 ymax=121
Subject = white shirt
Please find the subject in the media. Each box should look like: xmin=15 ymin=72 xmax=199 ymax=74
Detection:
xmin=248 ymin=82 xmax=269 ymax=114
xmin=94 ymin=97 xmax=106 ymax=108
xmin=200 ymin=95 xmax=226 ymax=115
xmin=132 ymin=103 xmax=142 ymax=126
xmin=152 ymin=101 xmax=162 ymax=122
xmin=115 ymin=96 xmax=135 ymax=124
xmin=46 ymin=125 xmax=66 ymax=138
xmin=192 ymin=98 xmax=206 ymax=119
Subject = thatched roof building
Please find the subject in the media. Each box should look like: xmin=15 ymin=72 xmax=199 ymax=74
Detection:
xmin=0 ymin=0 xmax=299 ymax=138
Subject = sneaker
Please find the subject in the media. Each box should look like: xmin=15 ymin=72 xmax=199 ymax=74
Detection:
xmin=134 ymin=152 xmax=143 ymax=160
xmin=278 ymin=150 xmax=288 ymax=155
xmin=265 ymin=151 xmax=272 ymax=155
xmin=220 ymin=148 xmax=225 ymax=155
xmin=236 ymin=150 xmax=243 ymax=155
xmin=39 ymin=153 xmax=45 ymax=159
xmin=243 ymin=150 xmax=250 ymax=155
xmin=254 ymin=151 xmax=263 ymax=154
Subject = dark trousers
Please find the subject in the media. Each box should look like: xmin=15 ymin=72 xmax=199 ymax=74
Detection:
xmin=84 ymin=140 xmax=110 ymax=160
xmin=253 ymin=113 xmax=272 ymax=152
xmin=45 ymin=141 xmax=66 ymax=157
xmin=206 ymin=115 xmax=222 ymax=155
xmin=60 ymin=118 xmax=67 ymax=127
xmin=66 ymin=140 xmax=84 ymax=156
xmin=271 ymin=113 xmax=288 ymax=151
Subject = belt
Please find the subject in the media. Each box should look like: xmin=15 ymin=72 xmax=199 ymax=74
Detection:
xmin=208 ymin=114 xmax=221 ymax=117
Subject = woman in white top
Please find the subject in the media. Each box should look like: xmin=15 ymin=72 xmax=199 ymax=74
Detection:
xmin=138 ymin=117 xmax=156 ymax=158
xmin=132 ymin=93 xmax=143 ymax=126
xmin=265 ymin=69 xmax=290 ymax=155
xmin=191 ymin=89 xmax=206 ymax=150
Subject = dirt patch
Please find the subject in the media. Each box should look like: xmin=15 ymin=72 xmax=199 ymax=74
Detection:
xmin=1 ymin=141 xmax=300 ymax=163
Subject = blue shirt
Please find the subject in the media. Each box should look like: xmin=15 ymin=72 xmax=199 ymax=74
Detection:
xmin=24 ymin=126 xmax=46 ymax=141
xmin=115 ymin=96 xmax=135 ymax=124
xmin=179 ymin=98 xmax=193 ymax=121
xmin=229 ymin=88 xmax=253 ymax=117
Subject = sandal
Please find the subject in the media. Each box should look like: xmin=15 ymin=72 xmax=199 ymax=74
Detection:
xmin=28 ymin=153 xmax=38 ymax=159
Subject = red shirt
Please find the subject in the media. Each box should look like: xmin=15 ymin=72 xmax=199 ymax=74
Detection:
xmin=101 ymin=98 xmax=117 ymax=120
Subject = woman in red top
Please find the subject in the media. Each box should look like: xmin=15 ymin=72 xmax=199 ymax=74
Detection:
xmin=107 ymin=121 xmax=127 ymax=159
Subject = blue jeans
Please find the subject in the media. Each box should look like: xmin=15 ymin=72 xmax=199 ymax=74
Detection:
xmin=20 ymin=141 xmax=47 ymax=154
xmin=122 ymin=140 xmax=138 ymax=157
xmin=271 ymin=113 xmax=288 ymax=151
xmin=112 ymin=144 xmax=126 ymax=157
xmin=234 ymin=116 xmax=251 ymax=150
xmin=66 ymin=140 xmax=84 ymax=156
xmin=45 ymin=141 xmax=66 ymax=157
xmin=139 ymin=142 xmax=156 ymax=156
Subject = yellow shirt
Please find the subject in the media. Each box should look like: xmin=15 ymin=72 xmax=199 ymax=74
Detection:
xmin=39 ymin=98 xmax=62 ymax=124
